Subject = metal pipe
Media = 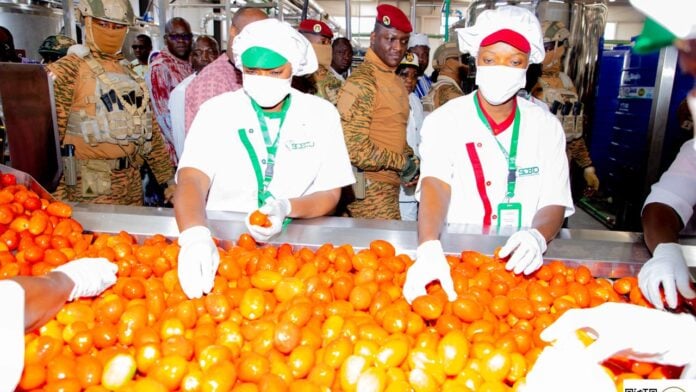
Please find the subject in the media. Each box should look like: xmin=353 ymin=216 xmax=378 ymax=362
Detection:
xmin=344 ymin=0 xmax=351 ymax=40
xmin=643 ymin=46 xmax=678 ymax=198
xmin=278 ymin=0 xmax=284 ymax=21
xmin=300 ymin=0 xmax=308 ymax=20
xmin=224 ymin=0 xmax=230 ymax=42
xmin=62 ymin=0 xmax=76 ymax=40
xmin=157 ymin=0 xmax=166 ymax=42
xmin=200 ymin=12 xmax=226 ymax=35
xmin=442 ymin=0 xmax=450 ymax=41
xmin=169 ymin=2 xmax=275 ymax=8
xmin=410 ymin=0 xmax=416 ymax=31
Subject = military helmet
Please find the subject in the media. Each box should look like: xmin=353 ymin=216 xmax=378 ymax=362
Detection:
xmin=77 ymin=0 xmax=135 ymax=26
xmin=38 ymin=35 xmax=76 ymax=56
xmin=541 ymin=21 xmax=570 ymax=43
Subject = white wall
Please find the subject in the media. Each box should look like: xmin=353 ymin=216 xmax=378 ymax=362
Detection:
xmin=605 ymin=5 xmax=645 ymax=41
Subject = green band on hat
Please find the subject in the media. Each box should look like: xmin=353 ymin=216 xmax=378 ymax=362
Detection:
xmin=241 ymin=46 xmax=288 ymax=69
xmin=634 ymin=18 xmax=677 ymax=54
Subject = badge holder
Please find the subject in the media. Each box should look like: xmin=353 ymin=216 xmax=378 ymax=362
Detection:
xmin=496 ymin=202 xmax=522 ymax=231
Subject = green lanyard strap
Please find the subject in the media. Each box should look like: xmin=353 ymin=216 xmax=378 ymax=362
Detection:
xmin=239 ymin=96 xmax=292 ymax=207
xmin=474 ymin=93 xmax=521 ymax=199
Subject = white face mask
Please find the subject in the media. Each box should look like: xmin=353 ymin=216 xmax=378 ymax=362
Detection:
xmin=475 ymin=65 xmax=527 ymax=105
xmin=242 ymin=74 xmax=292 ymax=108
xmin=688 ymin=92 xmax=696 ymax=151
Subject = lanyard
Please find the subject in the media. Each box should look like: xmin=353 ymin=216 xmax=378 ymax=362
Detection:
xmin=473 ymin=93 xmax=521 ymax=200
xmin=238 ymin=96 xmax=292 ymax=207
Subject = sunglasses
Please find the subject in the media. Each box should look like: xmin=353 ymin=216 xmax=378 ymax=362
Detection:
xmin=131 ymin=45 xmax=146 ymax=50
xmin=167 ymin=33 xmax=193 ymax=42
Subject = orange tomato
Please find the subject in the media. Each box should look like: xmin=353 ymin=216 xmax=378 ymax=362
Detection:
xmin=249 ymin=210 xmax=271 ymax=227
xmin=412 ymin=294 xmax=445 ymax=320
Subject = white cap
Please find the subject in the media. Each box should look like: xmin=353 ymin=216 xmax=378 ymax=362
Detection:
xmin=408 ymin=33 xmax=430 ymax=49
xmin=232 ymin=18 xmax=318 ymax=76
xmin=630 ymin=0 xmax=696 ymax=40
xmin=456 ymin=6 xmax=545 ymax=64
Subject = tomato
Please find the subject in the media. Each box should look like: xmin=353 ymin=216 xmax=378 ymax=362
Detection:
xmin=375 ymin=336 xmax=409 ymax=368
xmin=149 ymin=356 xmax=189 ymax=390
xmin=412 ymin=294 xmax=445 ymax=320
xmin=249 ymin=210 xmax=271 ymax=227
xmin=438 ymin=330 xmax=469 ymax=376
xmin=101 ymin=353 xmax=136 ymax=390
xmin=76 ymin=355 xmax=103 ymax=388
xmin=273 ymin=320 xmax=302 ymax=354
xmin=240 ymin=288 xmax=266 ymax=320
xmin=1 ymin=173 xmax=17 ymax=186
xmin=46 ymin=201 xmax=73 ymax=218
xmin=237 ymin=352 xmax=271 ymax=382
xmin=370 ymin=239 xmax=396 ymax=259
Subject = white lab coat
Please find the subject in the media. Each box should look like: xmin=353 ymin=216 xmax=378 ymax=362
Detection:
xmin=0 ymin=280 xmax=24 ymax=391
xmin=644 ymin=139 xmax=696 ymax=234
xmin=416 ymin=92 xmax=574 ymax=228
xmin=168 ymin=73 xmax=196 ymax=159
xmin=399 ymin=93 xmax=425 ymax=221
xmin=178 ymin=88 xmax=355 ymax=212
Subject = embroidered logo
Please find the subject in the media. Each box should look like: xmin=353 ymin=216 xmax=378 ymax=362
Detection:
xmin=382 ymin=15 xmax=391 ymax=26
xmin=286 ymin=140 xmax=315 ymax=150
xmin=313 ymin=24 xmax=322 ymax=33
xmin=517 ymin=166 xmax=540 ymax=177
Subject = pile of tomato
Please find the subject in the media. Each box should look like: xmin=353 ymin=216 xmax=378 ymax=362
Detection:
xmin=0 ymin=173 xmax=684 ymax=392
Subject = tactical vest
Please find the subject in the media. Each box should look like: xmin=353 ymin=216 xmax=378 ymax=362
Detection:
xmin=537 ymin=73 xmax=583 ymax=141
xmin=422 ymin=75 xmax=463 ymax=114
xmin=66 ymin=54 xmax=152 ymax=151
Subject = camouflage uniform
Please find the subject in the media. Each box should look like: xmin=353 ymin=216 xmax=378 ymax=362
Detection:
xmin=38 ymin=35 xmax=76 ymax=60
xmin=314 ymin=65 xmax=343 ymax=105
xmin=337 ymin=49 xmax=411 ymax=220
xmin=421 ymin=75 xmax=464 ymax=113
xmin=47 ymin=0 xmax=173 ymax=205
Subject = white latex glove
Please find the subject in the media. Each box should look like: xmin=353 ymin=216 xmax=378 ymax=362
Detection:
xmin=402 ymin=240 xmax=457 ymax=304
xmin=177 ymin=226 xmax=220 ymax=299
xmin=541 ymin=302 xmax=696 ymax=379
xmin=522 ymin=331 xmax=615 ymax=392
xmin=499 ymin=229 xmax=547 ymax=275
xmin=638 ymin=242 xmax=696 ymax=310
xmin=245 ymin=199 xmax=291 ymax=243
xmin=53 ymin=257 xmax=117 ymax=301
xmin=583 ymin=166 xmax=600 ymax=191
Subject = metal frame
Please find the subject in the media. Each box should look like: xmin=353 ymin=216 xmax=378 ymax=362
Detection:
xmin=643 ymin=46 xmax=678 ymax=197
xmin=61 ymin=0 xmax=76 ymax=40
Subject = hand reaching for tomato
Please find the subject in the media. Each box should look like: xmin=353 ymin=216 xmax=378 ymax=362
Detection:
xmin=53 ymin=257 xmax=118 ymax=301
xmin=541 ymin=302 xmax=696 ymax=379
xmin=402 ymin=240 xmax=457 ymax=304
xmin=177 ymin=226 xmax=220 ymax=299
xmin=244 ymin=199 xmax=291 ymax=243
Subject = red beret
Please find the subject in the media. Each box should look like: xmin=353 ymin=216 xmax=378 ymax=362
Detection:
xmin=376 ymin=4 xmax=412 ymax=33
xmin=480 ymin=29 xmax=531 ymax=53
xmin=298 ymin=19 xmax=334 ymax=39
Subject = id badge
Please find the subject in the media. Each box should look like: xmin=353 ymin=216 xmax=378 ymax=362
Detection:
xmin=497 ymin=202 xmax=522 ymax=230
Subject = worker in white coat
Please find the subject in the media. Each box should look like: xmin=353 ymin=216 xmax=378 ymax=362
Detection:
xmin=174 ymin=18 xmax=355 ymax=299
xmin=523 ymin=3 xmax=696 ymax=390
xmin=402 ymin=6 xmax=574 ymax=303
xmin=0 ymin=257 xmax=117 ymax=391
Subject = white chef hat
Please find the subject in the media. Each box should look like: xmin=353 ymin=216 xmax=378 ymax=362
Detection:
xmin=232 ymin=18 xmax=318 ymax=76
xmin=456 ymin=6 xmax=545 ymax=64
xmin=408 ymin=33 xmax=430 ymax=49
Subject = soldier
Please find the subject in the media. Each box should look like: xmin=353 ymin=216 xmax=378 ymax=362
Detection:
xmin=533 ymin=21 xmax=600 ymax=193
xmin=38 ymin=35 xmax=76 ymax=64
xmin=129 ymin=34 xmax=152 ymax=78
xmin=421 ymin=42 xmax=466 ymax=113
xmin=297 ymin=19 xmax=344 ymax=105
xmin=46 ymin=0 xmax=175 ymax=206
xmin=337 ymin=4 xmax=417 ymax=220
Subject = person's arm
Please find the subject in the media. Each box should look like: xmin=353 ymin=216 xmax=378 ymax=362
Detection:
xmin=174 ymin=167 xmax=210 ymax=231
xmin=531 ymin=205 xmax=566 ymax=242
xmin=10 ymin=272 xmax=72 ymax=332
xmin=337 ymin=70 xmax=407 ymax=172
xmin=288 ymin=188 xmax=341 ymax=218
xmin=417 ymin=177 xmax=451 ymax=244
xmin=46 ymin=55 xmax=80 ymax=142
xmin=642 ymin=202 xmax=683 ymax=253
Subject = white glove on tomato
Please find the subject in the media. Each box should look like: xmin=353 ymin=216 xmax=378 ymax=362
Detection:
xmin=638 ymin=243 xmax=696 ymax=309
xmin=499 ymin=229 xmax=547 ymax=275
xmin=53 ymin=257 xmax=117 ymax=301
xmin=245 ymin=199 xmax=291 ymax=243
xmin=402 ymin=240 xmax=457 ymax=304
xmin=177 ymin=226 xmax=220 ymax=299
xmin=541 ymin=302 xmax=696 ymax=379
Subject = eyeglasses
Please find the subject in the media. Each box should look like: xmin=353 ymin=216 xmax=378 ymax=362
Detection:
xmin=167 ymin=33 xmax=193 ymax=42
xmin=131 ymin=45 xmax=146 ymax=50
xmin=544 ymin=39 xmax=569 ymax=52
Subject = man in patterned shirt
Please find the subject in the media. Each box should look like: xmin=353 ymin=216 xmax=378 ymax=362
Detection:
xmin=184 ymin=7 xmax=267 ymax=134
xmin=337 ymin=4 xmax=418 ymax=220
xmin=47 ymin=0 xmax=174 ymax=206
xmin=408 ymin=33 xmax=431 ymax=99
xmin=421 ymin=42 xmax=465 ymax=113
xmin=148 ymin=17 xmax=193 ymax=164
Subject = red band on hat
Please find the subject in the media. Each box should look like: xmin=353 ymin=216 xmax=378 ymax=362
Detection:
xmin=298 ymin=19 xmax=334 ymax=39
xmin=480 ymin=29 xmax=531 ymax=53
